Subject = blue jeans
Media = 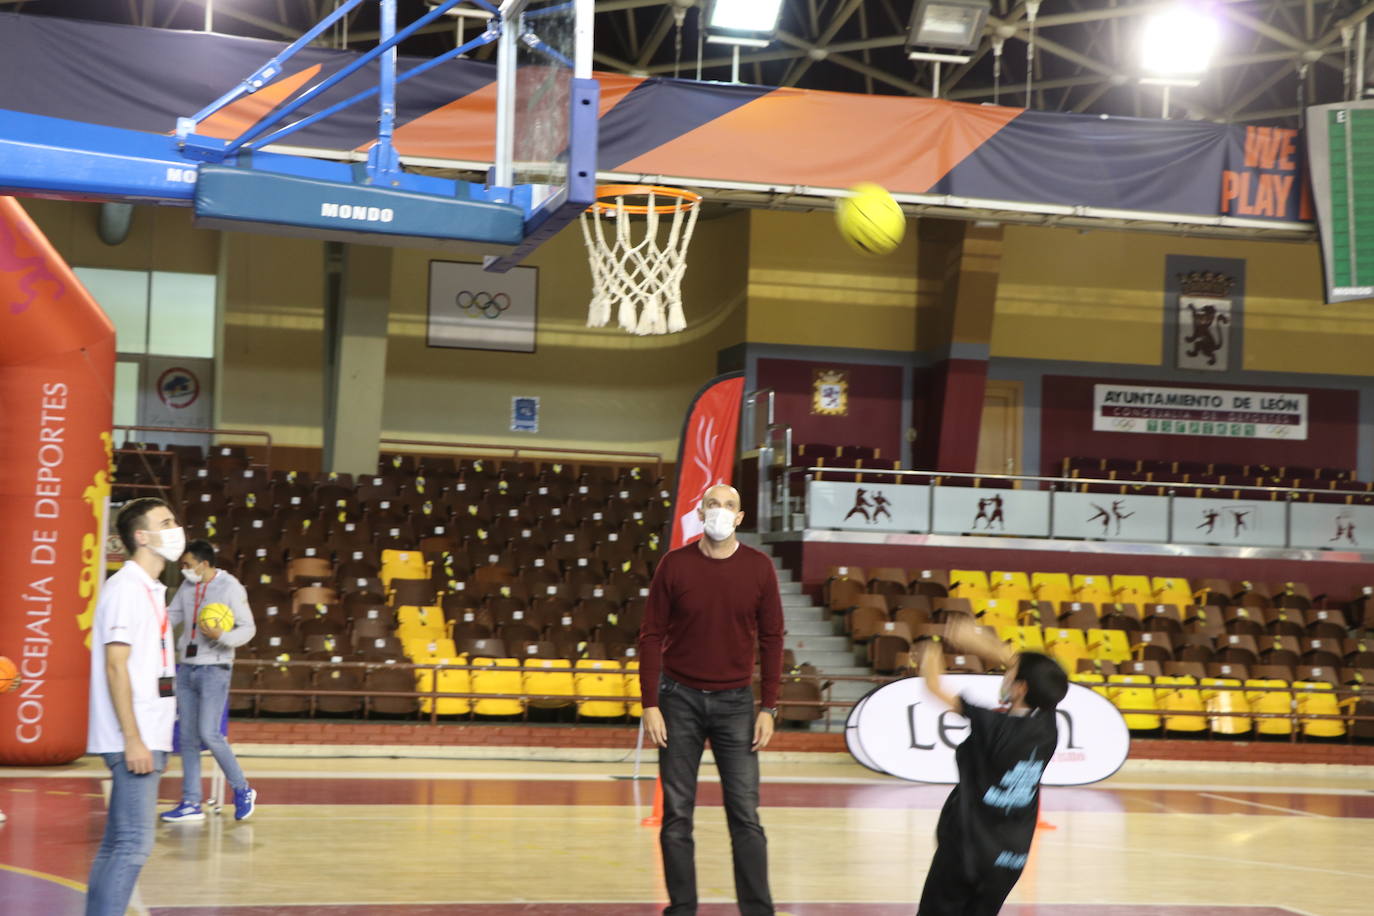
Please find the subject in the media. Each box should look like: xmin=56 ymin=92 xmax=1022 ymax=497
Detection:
xmin=86 ymin=750 xmax=168 ymax=916
xmin=177 ymin=664 xmax=248 ymax=805
xmin=658 ymin=676 xmax=773 ymax=916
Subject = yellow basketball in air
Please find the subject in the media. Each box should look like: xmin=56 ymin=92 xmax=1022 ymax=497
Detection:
xmin=835 ymin=182 xmax=905 ymax=256
xmin=198 ymin=602 xmax=234 ymax=632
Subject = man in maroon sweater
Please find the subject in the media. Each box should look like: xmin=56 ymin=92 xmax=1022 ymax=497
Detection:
xmin=638 ymin=484 xmax=786 ymax=916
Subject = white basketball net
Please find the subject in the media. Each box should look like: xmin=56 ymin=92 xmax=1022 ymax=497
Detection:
xmin=580 ymin=187 xmax=700 ymax=336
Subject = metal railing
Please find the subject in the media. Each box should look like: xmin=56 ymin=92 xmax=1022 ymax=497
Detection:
xmin=225 ymin=659 xmax=1374 ymax=742
xmin=114 ymin=425 xmax=274 ymax=472
xmin=379 ymin=438 xmax=664 ymax=478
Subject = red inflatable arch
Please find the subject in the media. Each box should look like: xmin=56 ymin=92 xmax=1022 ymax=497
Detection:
xmin=0 ymin=196 xmax=116 ymax=765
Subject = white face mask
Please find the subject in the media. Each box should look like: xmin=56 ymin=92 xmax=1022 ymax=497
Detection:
xmin=147 ymin=526 xmax=186 ymax=563
xmin=181 ymin=566 xmax=201 ymax=584
xmin=701 ymin=507 xmax=738 ymax=543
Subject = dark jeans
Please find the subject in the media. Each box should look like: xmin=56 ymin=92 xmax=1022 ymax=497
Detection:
xmin=916 ymin=838 xmax=1021 ymax=916
xmin=658 ymin=676 xmax=773 ymax=916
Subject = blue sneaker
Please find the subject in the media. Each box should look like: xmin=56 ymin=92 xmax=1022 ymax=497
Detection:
xmin=160 ymin=802 xmax=205 ymax=823
xmin=233 ymin=786 xmax=256 ymax=821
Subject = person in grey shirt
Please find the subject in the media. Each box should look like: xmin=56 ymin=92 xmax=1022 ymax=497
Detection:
xmin=160 ymin=539 xmax=258 ymax=822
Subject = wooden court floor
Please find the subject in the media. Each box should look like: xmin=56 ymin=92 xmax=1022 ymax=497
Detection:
xmin=1 ymin=753 xmax=1371 ymax=915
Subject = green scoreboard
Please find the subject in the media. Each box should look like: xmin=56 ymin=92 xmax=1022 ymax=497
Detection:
xmin=1307 ymin=100 xmax=1374 ymax=304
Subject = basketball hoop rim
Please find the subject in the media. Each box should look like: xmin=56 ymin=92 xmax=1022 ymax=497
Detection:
xmin=589 ymin=184 xmax=703 ymax=215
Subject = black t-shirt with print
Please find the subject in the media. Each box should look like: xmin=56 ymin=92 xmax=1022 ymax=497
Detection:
xmin=934 ymin=696 xmax=1059 ymax=882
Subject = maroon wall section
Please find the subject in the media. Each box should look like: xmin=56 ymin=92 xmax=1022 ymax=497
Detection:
xmin=932 ymin=358 xmax=989 ymax=473
xmin=773 ymin=539 xmax=1373 ymax=606
xmin=1039 ymin=375 xmax=1359 ymax=474
xmin=756 ymin=357 xmax=904 ymax=460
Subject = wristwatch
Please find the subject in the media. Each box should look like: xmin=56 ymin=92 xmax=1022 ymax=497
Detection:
xmin=761 ymin=706 xmax=779 ymax=720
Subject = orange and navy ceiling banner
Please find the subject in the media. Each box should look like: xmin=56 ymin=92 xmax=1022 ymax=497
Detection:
xmin=0 ymin=13 xmax=1309 ymax=223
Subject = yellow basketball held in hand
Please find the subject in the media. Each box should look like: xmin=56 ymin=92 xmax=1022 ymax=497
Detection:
xmin=835 ymin=182 xmax=905 ymax=256
xmin=198 ymin=602 xmax=235 ymax=633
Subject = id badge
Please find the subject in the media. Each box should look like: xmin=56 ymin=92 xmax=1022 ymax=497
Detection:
xmin=185 ymin=643 xmax=198 ymax=659
xmin=158 ymin=676 xmax=175 ymax=698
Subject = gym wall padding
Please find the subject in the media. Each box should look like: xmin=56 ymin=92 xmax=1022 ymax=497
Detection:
xmin=0 ymin=196 xmax=115 ymax=766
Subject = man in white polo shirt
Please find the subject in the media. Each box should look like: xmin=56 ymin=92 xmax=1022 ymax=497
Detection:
xmin=86 ymin=497 xmax=182 ymax=916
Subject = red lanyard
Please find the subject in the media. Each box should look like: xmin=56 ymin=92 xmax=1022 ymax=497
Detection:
xmin=190 ymin=580 xmax=209 ymax=639
xmin=143 ymin=584 xmax=170 ymax=671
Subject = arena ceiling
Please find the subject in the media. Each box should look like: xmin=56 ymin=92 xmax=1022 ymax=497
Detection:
xmin=6 ymin=0 xmax=1372 ymax=127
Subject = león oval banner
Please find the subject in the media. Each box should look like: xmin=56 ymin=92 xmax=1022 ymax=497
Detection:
xmin=846 ymin=675 xmax=1130 ymax=785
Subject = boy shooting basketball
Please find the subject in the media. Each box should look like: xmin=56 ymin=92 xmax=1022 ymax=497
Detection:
xmin=916 ymin=619 xmax=1069 ymax=916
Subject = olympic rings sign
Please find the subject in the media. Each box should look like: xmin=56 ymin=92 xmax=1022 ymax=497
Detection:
xmin=455 ymin=290 xmax=512 ymax=319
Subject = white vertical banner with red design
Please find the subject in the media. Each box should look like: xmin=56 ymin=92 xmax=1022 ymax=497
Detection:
xmin=669 ymin=373 xmax=746 ymax=550
xmin=140 ymin=355 xmax=213 ymax=448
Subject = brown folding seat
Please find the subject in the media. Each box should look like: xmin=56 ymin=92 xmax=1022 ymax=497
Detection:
xmin=593 ymin=622 xmax=632 ymax=648
xmin=356 ymin=635 xmax=406 ymax=661
xmin=510 ymin=640 xmax=560 ymax=661
xmin=1223 ymin=606 xmax=1266 ymax=637
xmin=390 ymin=577 xmax=438 ymax=608
xmin=1232 ymin=583 xmax=1273 ymax=609
xmin=224 ymin=468 xmax=268 ymax=501
xmin=1118 ymin=659 xmax=1163 ymax=678
xmin=1183 ymin=605 xmax=1225 ymax=639
xmin=1296 ymin=665 xmax=1339 ymax=686
xmin=932 ymin=598 xmax=973 ymax=623
xmin=1343 ymin=637 xmax=1374 ymax=667
xmin=1271 ymin=581 xmax=1313 ymax=611
xmin=1163 ymin=661 xmax=1207 ymax=679
xmin=1306 ymin=609 xmax=1348 ymax=640
xmin=1194 ymin=578 xmax=1234 ymax=608
xmin=302 ymin=631 xmax=346 ymax=654
xmin=364 ymin=663 xmax=419 ymax=717
xmin=256 ymin=663 xmax=312 ymax=716
xmin=345 ymin=598 xmax=395 ymax=628
xmin=456 ymin=637 xmax=508 ymax=659
xmin=1057 ymin=603 xmax=1097 ymax=631
xmin=1258 ymin=635 xmax=1301 ymax=668
xmin=339 ymin=573 xmax=386 ymax=598
xmin=778 ymin=672 xmax=825 ymax=724
xmin=1265 ymin=607 xmax=1307 ymax=638
xmin=356 ymin=475 xmax=401 ymax=502
xmin=1214 ymin=633 xmax=1260 ymax=666
xmin=1132 ymin=631 xmax=1174 ymax=662
xmin=847 ymin=603 xmax=890 ymax=643
xmin=1300 ymin=637 xmax=1344 ymax=668
xmin=909 ymin=568 xmax=950 ymax=598
xmin=228 ymin=662 xmax=259 ymax=715
xmin=869 ymin=628 xmax=911 ymax=674
xmin=293 ymin=585 xmax=339 ymax=615
xmin=894 ymin=605 xmax=931 ymax=631
xmin=1250 ymin=663 xmax=1295 ymax=683
xmin=944 ymin=653 xmax=986 ymax=674
xmin=1099 ymin=603 xmax=1142 ymax=634
xmin=826 ymin=573 xmax=866 ymax=614
xmin=1175 ymin=633 xmax=1215 ymax=664
xmin=1206 ymin=661 xmax=1250 ymax=681
xmin=867 ymin=567 xmax=909 ymax=600
xmin=311 ymin=657 xmax=366 ymax=716
xmin=281 ymin=525 xmax=329 ymax=561
xmin=326 ymin=518 xmax=373 ymax=553
xmin=576 ymin=596 xmax=620 ymax=626
xmin=287 ymin=556 xmax=334 ymax=588
xmin=620 ymin=598 xmax=647 ymax=633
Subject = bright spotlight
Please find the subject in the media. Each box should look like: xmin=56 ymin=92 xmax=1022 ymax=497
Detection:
xmin=1141 ymin=6 xmax=1221 ymax=76
xmin=707 ymin=0 xmax=786 ymax=35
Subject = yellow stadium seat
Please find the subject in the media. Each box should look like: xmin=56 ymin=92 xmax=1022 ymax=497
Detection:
xmin=623 ymin=660 xmax=642 ymax=717
xmin=949 ymin=569 xmax=991 ymax=601
xmin=397 ymin=605 xmax=447 ymax=635
xmin=996 ymin=625 xmax=1045 ymax=653
xmin=1201 ymin=678 xmax=1251 ymax=734
xmin=403 ymin=637 xmax=457 ymax=661
xmin=416 ymin=655 xmax=471 ymax=715
xmin=973 ymin=597 xmax=1018 ymax=628
xmin=1070 ymin=671 xmax=1109 ymax=698
xmin=574 ymin=659 xmax=628 ymax=718
xmin=1244 ymin=678 xmax=1294 ymax=736
xmin=524 ymin=658 xmax=575 ymax=709
xmin=1087 ymin=628 xmax=1132 ymax=664
xmin=1111 ymin=575 xmax=1153 ymax=607
xmin=1031 ymin=572 xmax=1074 ymax=605
xmin=471 ymin=656 xmax=525 ymax=716
xmin=1044 ymin=628 xmax=1088 ymax=671
xmin=1294 ymin=681 xmax=1344 ymax=738
xmin=1156 ymin=675 xmax=1207 ymax=733
xmin=380 ymin=549 xmax=429 ymax=588
xmin=1072 ymin=574 xmax=1114 ymax=605
xmin=1152 ymin=577 xmax=1193 ymax=607
xmin=1107 ymin=674 xmax=1161 ymax=730
xmin=989 ymin=571 xmax=1033 ymax=604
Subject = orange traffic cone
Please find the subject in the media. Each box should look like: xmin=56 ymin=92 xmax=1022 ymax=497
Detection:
xmin=641 ymin=777 xmax=663 ymax=827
